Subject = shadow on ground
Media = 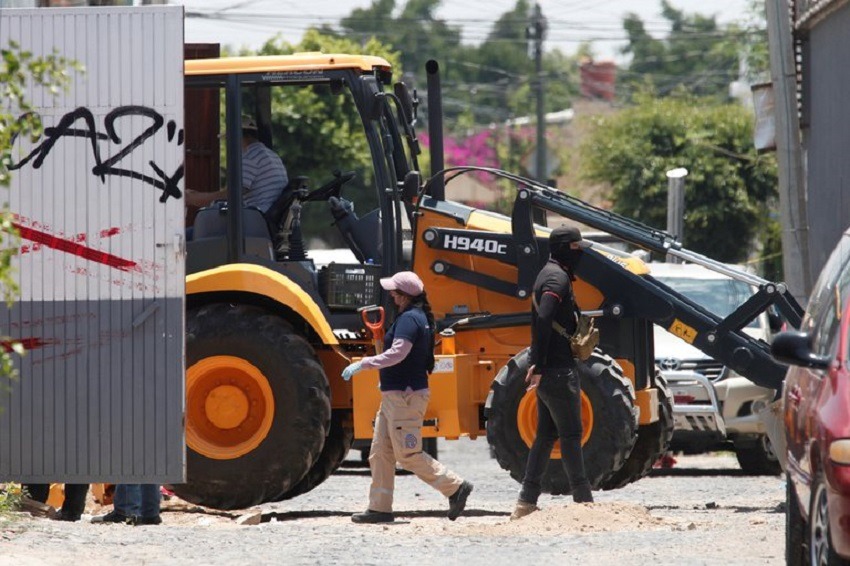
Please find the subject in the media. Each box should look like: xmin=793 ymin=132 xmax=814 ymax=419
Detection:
xmin=261 ymin=508 xmax=508 ymax=523
xmin=649 ymin=467 xmax=757 ymax=478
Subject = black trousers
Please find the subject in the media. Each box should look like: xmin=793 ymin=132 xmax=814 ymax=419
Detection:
xmin=24 ymin=483 xmax=89 ymax=517
xmin=519 ymin=366 xmax=590 ymax=505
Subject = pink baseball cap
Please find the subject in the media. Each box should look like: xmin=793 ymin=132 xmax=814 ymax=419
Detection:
xmin=380 ymin=271 xmax=424 ymax=296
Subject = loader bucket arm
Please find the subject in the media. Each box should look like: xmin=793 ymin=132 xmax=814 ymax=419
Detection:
xmin=526 ymin=181 xmax=804 ymax=329
xmin=574 ymin=251 xmax=787 ymax=391
xmin=419 ymin=167 xmax=804 ymax=393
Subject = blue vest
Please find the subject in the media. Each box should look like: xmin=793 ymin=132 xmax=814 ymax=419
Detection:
xmin=379 ymin=307 xmax=431 ymax=392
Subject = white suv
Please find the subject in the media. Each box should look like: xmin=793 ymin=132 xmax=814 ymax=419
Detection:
xmin=650 ymin=262 xmax=781 ymax=475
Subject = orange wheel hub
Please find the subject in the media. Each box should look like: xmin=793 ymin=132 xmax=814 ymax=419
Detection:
xmin=517 ymin=389 xmax=593 ymax=459
xmin=186 ymin=356 xmax=275 ymax=460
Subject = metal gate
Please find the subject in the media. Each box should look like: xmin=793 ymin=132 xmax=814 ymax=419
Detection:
xmin=0 ymin=6 xmax=185 ymax=483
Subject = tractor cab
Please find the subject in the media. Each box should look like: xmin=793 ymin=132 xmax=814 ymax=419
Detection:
xmin=183 ymin=52 xmax=421 ymax=321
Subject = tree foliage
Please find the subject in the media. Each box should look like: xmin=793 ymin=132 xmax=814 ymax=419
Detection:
xmin=339 ymin=0 xmax=461 ymax=83
xmin=580 ymin=92 xmax=779 ymax=266
xmin=332 ymin=0 xmax=578 ymax=129
xmin=254 ymin=30 xmax=401 ymax=180
xmin=0 ymin=43 xmax=74 ymax=391
xmin=620 ymin=0 xmax=742 ymax=100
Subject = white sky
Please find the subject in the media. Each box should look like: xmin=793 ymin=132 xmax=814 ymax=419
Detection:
xmin=176 ymin=0 xmax=756 ymax=62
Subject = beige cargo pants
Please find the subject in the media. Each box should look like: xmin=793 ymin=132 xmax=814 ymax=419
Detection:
xmin=367 ymin=389 xmax=464 ymax=513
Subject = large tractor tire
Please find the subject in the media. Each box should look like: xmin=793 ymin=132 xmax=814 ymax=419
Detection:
xmin=169 ymin=304 xmax=331 ymax=510
xmin=601 ymin=368 xmax=674 ymax=490
xmin=486 ymin=349 xmax=637 ymax=494
xmin=275 ymin=409 xmax=354 ymax=501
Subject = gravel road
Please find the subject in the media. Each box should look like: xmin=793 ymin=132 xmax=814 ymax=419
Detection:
xmin=0 ymin=438 xmax=785 ymax=566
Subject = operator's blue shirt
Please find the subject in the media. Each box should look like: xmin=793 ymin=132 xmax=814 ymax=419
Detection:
xmin=379 ymin=307 xmax=431 ymax=392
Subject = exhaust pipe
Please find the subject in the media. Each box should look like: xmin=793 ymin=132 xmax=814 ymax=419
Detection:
xmin=426 ymin=59 xmax=445 ymax=201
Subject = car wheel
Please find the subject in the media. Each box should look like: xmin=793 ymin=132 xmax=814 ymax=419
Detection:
xmin=810 ymin=473 xmax=844 ymax=565
xmin=735 ymin=435 xmax=781 ymax=476
xmin=786 ymin=471 xmax=807 ymax=566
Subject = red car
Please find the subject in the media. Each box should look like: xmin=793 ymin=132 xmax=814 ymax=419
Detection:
xmin=772 ymin=234 xmax=850 ymax=565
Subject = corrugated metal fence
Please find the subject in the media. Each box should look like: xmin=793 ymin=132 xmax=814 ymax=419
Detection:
xmin=0 ymin=6 xmax=185 ymax=483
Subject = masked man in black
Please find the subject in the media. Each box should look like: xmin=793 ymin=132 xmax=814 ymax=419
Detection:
xmin=511 ymin=225 xmax=594 ymax=520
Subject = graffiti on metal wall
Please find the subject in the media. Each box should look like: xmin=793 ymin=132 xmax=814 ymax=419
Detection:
xmin=9 ymin=106 xmax=184 ymax=203
xmin=12 ymin=214 xmax=162 ymax=290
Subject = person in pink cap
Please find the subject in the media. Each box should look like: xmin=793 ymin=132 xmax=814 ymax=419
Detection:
xmin=342 ymin=270 xmax=473 ymax=524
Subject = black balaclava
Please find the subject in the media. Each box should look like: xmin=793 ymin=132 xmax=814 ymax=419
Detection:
xmin=549 ymin=225 xmax=585 ymax=270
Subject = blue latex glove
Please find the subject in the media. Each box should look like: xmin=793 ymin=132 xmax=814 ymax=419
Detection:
xmin=342 ymin=361 xmax=363 ymax=381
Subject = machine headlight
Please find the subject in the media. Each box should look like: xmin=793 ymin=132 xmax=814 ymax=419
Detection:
xmin=829 ymin=439 xmax=850 ymax=465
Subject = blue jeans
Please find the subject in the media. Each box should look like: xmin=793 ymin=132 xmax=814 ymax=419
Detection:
xmin=113 ymin=484 xmax=161 ymax=519
xmin=519 ymin=366 xmax=590 ymax=505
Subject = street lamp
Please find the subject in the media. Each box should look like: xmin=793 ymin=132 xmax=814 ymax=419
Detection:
xmin=666 ymin=167 xmax=688 ymax=263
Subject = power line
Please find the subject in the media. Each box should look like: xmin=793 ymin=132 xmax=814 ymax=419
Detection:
xmin=187 ymin=9 xmax=762 ymax=35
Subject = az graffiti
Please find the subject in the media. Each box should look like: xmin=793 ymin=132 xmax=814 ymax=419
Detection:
xmin=9 ymin=106 xmax=184 ymax=203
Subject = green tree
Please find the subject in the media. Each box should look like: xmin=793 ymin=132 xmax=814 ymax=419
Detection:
xmin=739 ymin=0 xmax=770 ymax=83
xmin=579 ymin=92 xmax=778 ymax=266
xmin=339 ymin=0 xmax=462 ymax=82
xmin=0 ymin=43 xmax=74 ymax=396
xmin=445 ymin=1 xmax=579 ymax=127
xmin=334 ymin=0 xmax=577 ymax=131
xmin=620 ymin=1 xmax=742 ymax=100
xmin=256 ymin=30 xmax=401 ymax=176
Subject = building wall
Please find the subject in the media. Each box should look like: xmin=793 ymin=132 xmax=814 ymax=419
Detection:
xmin=802 ymin=1 xmax=850 ymax=277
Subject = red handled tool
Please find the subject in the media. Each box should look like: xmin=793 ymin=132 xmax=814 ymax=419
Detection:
xmin=359 ymin=305 xmax=385 ymax=353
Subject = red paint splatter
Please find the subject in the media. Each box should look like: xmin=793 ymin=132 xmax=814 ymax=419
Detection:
xmin=99 ymin=227 xmax=121 ymax=238
xmin=13 ymin=222 xmax=137 ymax=272
xmin=1 ymin=337 xmax=59 ymax=353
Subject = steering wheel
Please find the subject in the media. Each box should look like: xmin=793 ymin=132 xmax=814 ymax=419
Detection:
xmin=303 ymin=170 xmax=356 ymax=202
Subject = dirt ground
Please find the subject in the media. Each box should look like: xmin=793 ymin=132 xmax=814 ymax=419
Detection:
xmin=0 ymin=438 xmax=784 ymax=565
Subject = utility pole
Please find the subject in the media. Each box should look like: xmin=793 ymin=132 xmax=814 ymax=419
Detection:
xmin=527 ymin=3 xmax=548 ymax=225
xmin=765 ymin=0 xmax=811 ymax=302
xmin=528 ymin=2 xmax=547 ymax=185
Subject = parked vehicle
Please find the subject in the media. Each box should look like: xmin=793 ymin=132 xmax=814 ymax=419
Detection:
xmin=772 ymin=230 xmax=850 ymax=565
xmin=650 ymin=262 xmax=781 ymax=475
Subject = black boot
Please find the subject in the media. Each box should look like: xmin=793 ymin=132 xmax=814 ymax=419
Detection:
xmin=572 ymin=484 xmax=594 ymax=503
xmin=447 ymin=481 xmax=474 ymax=521
xmin=351 ymin=509 xmax=394 ymax=524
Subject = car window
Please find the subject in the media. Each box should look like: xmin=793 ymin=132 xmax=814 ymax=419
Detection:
xmin=803 ymin=235 xmax=850 ymax=357
xmin=655 ymin=276 xmax=759 ymax=328
xmin=812 ymin=259 xmax=850 ymax=356
xmin=804 ymin=235 xmax=850 ymax=333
